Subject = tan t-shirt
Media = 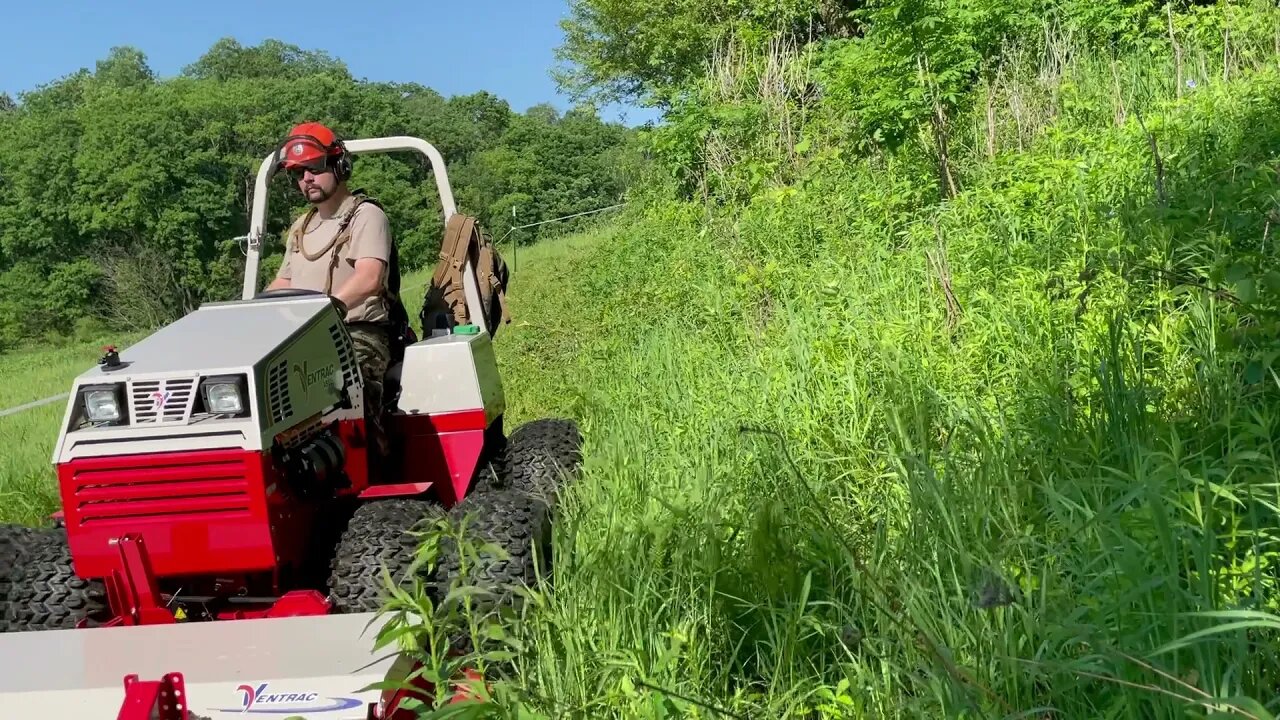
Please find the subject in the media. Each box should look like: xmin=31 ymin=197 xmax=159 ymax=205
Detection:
xmin=275 ymin=194 xmax=391 ymax=324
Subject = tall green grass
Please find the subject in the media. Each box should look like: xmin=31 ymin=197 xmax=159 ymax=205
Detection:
xmin=386 ymin=24 xmax=1280 ymax=720
xmin=2 ymin=21 xmax=1277 ymax=714
xmin=0 ymin=335 xmax=147 ymax=524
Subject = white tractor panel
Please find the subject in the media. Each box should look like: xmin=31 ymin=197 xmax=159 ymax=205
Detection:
xmin=57 ymin=426 xmax=256 ymax=462
xmin=396 ymin=332 xmax=504 ymax=420
xmin=257 ymin=309 xmax=364 ymax=438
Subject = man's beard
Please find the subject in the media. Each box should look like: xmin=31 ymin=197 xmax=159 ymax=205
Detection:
xmin=304 ymin=184 xmax=335 ymax=202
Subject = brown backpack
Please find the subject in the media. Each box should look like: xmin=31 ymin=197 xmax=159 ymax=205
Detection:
xmin=421 ymin=213 xmax=512 ymax=337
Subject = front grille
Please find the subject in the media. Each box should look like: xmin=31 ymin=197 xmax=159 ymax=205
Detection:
xmin=71 ymin=452 xmax=253 ymax=524
xmin=130 ymin=378 xmax=197 ymax=424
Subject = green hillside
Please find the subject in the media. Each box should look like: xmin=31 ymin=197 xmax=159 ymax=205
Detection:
xmin=382 ymin=2 xmax=1280 ymax=717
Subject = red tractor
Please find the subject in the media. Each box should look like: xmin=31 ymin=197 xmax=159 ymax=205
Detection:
xmin=0 ymin=136 xmax=581 ymax=719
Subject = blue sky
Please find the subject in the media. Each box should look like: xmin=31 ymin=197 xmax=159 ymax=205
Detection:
xmin=0 ymin=0 xmax=661 ymax=127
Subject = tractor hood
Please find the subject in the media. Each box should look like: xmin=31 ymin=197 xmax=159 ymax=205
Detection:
xmin=83 ymin=296 xmax=338 ymax=378
xmin=52 ymin=295 xmax=362 ymax=464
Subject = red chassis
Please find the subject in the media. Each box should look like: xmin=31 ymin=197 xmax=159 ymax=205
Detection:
xmin=54 ymin=408 xmax=492 ymax=627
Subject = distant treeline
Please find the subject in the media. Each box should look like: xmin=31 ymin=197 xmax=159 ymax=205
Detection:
xmin=0 ymin=38 xmax=640 ymax=349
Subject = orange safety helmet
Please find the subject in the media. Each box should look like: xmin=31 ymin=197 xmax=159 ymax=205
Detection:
xmin=276 ymin=122 xmax=352 ymax=180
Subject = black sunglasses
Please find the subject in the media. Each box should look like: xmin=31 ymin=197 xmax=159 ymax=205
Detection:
xmin=286 ymin=164 xmax=333 ymax=182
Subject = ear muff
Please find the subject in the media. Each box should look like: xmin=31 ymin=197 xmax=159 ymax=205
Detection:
xmin=330 ymin=138 xmax=353 ymax=182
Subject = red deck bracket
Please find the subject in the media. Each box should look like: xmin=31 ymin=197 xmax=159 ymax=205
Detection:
xmin=100 ymin=534 xmax=175 ymax=627
xmin=118 ymin=672 xmax=189 ymax=720
xmin=215 ymin=590 xmax=332 ymax=621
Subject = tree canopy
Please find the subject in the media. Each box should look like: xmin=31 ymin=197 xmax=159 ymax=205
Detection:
xmin=554 ymin=0 xmax=859 ymax=107
xmin=0 ymin=39 xmax=637 ymax=349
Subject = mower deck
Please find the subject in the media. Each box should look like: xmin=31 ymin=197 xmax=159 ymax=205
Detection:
xmin=0 ymin=611 xmax=394 ymax=718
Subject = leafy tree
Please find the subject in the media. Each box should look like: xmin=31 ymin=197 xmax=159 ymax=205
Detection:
xmin=555 ymin=0 xmax=860 ymax=107
xmin=456 ymin=104 xmax=632 ymax=244
xmin=0 ymin=40 xmax=635 ymax=350
xmin=94 ymin=46 xmax=155 ymax=89
xmin=183 ymin=38 xmax=351 ymax=81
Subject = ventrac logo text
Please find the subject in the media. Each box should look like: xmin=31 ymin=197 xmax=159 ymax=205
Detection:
xmin=292 ymin=360 xmax=337 ymax=395
xmin=217 ymin=682 xmax=364 ymax=714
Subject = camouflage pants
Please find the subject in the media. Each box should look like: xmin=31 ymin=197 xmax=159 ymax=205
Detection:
xmin=348 ymin=323 xmax=391 ymax=452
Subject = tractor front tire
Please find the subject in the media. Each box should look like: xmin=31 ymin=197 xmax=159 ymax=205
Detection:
xmin=431 ymin=488 xmax=551 ymax=616
xmin=327 ymin=499 xmax=444 ymax=614
xmin=0 ymin=524 xmax=37 ymax=633
xmin=501 ymin=418 xmax=582 ymax=505
xmin=5 ymin=527 xmax=107 ymax=631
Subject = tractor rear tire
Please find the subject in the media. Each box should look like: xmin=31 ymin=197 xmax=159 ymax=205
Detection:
xmin=430 ymin=488 xmax=550 ymax=616
xmin=5 ymin=527 xmax=107 ymax=631
xmin=327 ymin=499 xmax=444 ymax=614
xmin=501 ymin=418 xmax=582 ymax=505
xmin=461 ymin=416 xmax=509 ymax=496
xmin=0 ymin=524 xmax=37 ymax=633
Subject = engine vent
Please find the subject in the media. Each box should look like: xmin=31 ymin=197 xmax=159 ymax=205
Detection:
xmin=329 ymin=323 xmax=359 ymax=389
xmin=267 ymin=360 xmax=292 ymax=424
xmin=130 ymin=378 xmax=197 ymax=425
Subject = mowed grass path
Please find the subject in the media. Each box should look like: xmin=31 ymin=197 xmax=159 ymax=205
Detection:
xmin=0 ymin=233 xmax=589 ymax=526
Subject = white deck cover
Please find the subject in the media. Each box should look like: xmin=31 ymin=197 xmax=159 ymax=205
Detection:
xmin=0 ymin=612 xmax=399 ymax=718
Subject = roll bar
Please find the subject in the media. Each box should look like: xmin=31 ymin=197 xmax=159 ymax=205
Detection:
xmin=239 ymin=136 xmax=487 ymax=334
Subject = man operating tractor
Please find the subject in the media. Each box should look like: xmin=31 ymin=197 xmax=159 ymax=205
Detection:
xmin=266 ymin=121 xmax=398 ymax=455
